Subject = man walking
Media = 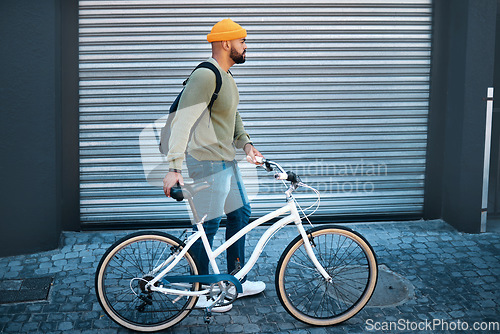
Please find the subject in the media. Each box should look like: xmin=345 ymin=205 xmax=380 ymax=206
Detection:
xmin=163 ymin=19 xmax=265 ymax=312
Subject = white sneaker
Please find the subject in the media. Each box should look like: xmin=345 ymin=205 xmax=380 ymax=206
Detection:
xmin=236 ymin=280 xmax=266 ymax=298
xmin=199 ymin=280 xmax=266 ymax=303
xmin=195 ymin=297 xmax=232 ymax=313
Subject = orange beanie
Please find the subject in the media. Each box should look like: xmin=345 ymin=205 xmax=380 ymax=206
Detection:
xmin=207 ymin=19 xmax=247 ymax=43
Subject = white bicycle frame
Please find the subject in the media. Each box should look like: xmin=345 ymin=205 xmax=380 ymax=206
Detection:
xmin=147 ymin=193 xmax=332 ymax=297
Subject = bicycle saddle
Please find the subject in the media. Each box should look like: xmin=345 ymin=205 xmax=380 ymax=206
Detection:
xmin=170 ymin=182 xmax=210 ymax=202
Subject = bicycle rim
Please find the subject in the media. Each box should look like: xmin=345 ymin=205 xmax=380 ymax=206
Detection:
xmin=276 ymin=225 xmax=377 ymax=326
xmin=95 ymin=232 xmax=199 ymax=332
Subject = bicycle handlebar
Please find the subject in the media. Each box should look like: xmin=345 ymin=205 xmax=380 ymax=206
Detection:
xmin=251 ymin=156 xmax=282 ymax=172
xmin=250 ymin=156 xmax=301 ymax=185
xmin=255 ymin=157 xmax=320 ymax=218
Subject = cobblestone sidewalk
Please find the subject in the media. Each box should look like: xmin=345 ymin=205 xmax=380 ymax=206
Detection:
xmin=0 ymin=220 xmax=499 ymax=333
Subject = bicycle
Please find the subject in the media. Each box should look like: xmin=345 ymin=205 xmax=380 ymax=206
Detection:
xmin=95 ymin=158 xmax=378 ymax=332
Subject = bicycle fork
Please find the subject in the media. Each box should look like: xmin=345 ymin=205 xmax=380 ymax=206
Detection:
xmin=290 ymin=201 xmax=333 ymax=283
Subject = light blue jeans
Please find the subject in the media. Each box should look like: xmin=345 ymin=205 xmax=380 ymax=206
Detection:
xmin=186 ymin=155 xmax=251 ymax=277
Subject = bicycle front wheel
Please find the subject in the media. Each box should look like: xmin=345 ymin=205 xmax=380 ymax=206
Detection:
xmin=275 ymin=225 xmax=377 ymax=326
xmin=95 ymin=231 xmax=199 ymax=332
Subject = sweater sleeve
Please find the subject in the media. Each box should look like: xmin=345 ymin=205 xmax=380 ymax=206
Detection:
xmin=233 ymin=110 xmax=252 ymax=149
xmin=166 ymin=68 xmax=215 ymax=170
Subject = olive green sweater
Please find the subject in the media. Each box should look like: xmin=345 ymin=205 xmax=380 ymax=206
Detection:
xmin=166 ymin=58 xmax=251 ymax=170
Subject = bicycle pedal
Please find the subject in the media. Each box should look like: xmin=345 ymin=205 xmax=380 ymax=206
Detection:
xmin=204 ymin=310 xmax=212 ymax=323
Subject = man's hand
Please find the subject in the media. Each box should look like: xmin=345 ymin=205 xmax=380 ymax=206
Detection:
xmin=244 ymin=143 xmax=264 ymax=165
xmin=163 ymin=171 xmax=184 ymax=197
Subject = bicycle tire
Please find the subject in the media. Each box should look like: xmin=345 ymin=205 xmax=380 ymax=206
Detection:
xmin=95 ymin=231 xmax=199 ymax=332
xmin=275 ymin=225 xmax=377 ymax=326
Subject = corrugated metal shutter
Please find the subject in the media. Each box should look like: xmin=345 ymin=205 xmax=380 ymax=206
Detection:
xmin=79 ymin=0 xmax=432 ymax=227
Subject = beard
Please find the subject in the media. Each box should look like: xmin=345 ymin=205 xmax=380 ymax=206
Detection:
xmin=230 ymin=48 xmax=246 ymax=64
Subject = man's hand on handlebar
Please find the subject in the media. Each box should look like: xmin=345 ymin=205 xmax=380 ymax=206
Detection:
xmin=163 ymin=171 xmax=184 ymax=198
xmin=244 ymin=143 xmax=264 ymax=165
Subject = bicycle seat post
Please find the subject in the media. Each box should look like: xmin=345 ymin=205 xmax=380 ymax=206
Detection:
xmin=187 ymin=197 xmax=201 ymax=224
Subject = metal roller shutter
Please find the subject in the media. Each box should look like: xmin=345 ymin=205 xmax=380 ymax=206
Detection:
xmin=79 ymin=0 xmax=432 ymax=227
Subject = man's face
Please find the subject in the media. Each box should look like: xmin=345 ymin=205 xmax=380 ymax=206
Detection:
xmin=229 ymin=38 xmax=247 ymax=64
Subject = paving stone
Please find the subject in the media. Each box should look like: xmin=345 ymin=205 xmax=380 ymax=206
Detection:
xmin=65 ymin=251 xmax=79 ymax=259
xmin=58 ymin=321 xmax=74 ymax=331
xmin=19 ymin=321 xmax=40 ymax=332
xmin=277 ymin=321 xmax=296 ymax=331
xmin=225 ymin=323 xmax=245 ymax=332
xmin=3 ymin=322 xmax=24 ymax=333
xmin=51 ymin=253 xmax=65 ymax=261
xmin=73 ymin=320 xmax=92 ymax=330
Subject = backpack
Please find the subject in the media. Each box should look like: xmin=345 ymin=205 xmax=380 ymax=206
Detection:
xmin=159 ymin=61 xmax=224 ymax=155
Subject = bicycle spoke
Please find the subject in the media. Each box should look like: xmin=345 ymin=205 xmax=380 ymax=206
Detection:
xmin=291 ymin=279 xmax=323 ymax=312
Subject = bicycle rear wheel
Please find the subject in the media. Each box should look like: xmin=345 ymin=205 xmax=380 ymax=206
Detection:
xmin=95 ymin=231 xmax=199 ymax=332
xmin=275 ymin=225 xmax=377 ymax=326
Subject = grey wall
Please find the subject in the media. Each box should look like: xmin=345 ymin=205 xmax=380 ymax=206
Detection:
xmin=0 ymin=0 xmax=79 ymax=256
xmin=425 ymin=0 xmax=497 ymax=232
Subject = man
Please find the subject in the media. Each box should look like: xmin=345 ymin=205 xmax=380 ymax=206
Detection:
xmin=163 ymin=19 xmax=265 ymax=312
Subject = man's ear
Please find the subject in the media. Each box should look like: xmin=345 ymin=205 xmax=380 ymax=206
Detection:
xmin=221 ymin=40 xmax=231 ymax=51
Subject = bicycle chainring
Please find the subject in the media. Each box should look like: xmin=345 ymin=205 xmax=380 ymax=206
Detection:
xmin=208 ymin=280 xmax=238 ymax=306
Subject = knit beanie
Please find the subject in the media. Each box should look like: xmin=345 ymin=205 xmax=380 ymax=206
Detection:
xmin=207 ymin=19 xmax=247 ymax=43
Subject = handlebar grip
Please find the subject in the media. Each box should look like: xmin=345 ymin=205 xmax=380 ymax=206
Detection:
xmin=170 ymin=186 xmax=184 ymax=201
